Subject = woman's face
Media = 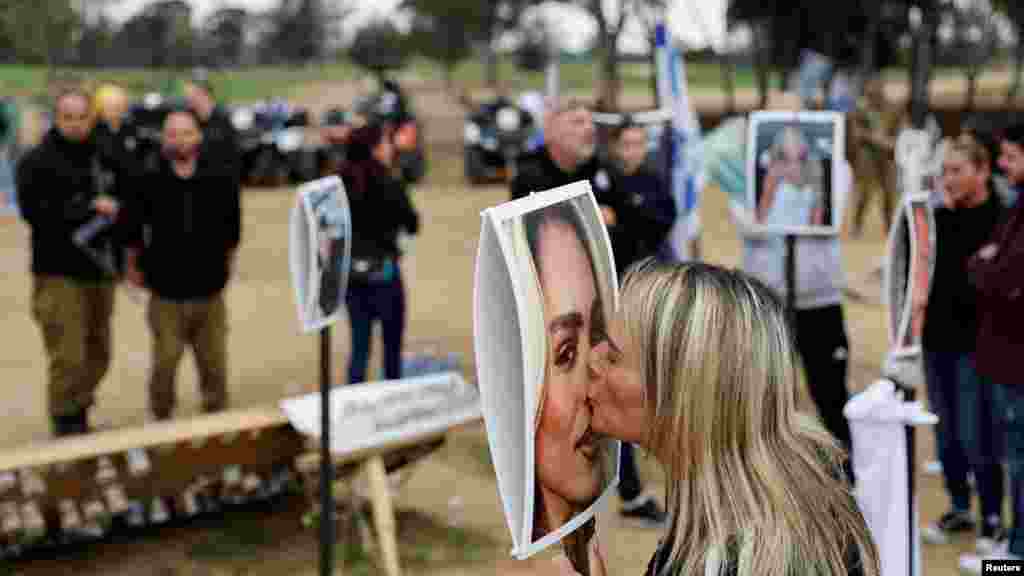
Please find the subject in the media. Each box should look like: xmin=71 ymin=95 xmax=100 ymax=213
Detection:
xmin=777 ymin=136 xmax=804 ymax=183
xmin=534 ymin=219 xmax=605 ymax=507
xmin=588 ymin=311 xmax=649 ymax=446
xmin=942 ymin=150 xmax=985 ymax=208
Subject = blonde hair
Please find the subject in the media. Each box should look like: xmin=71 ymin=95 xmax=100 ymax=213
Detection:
xmin=620 ymin=260 xmax=879 ymax=576
xmin=943 ymin=133 xmax=990 ymax=169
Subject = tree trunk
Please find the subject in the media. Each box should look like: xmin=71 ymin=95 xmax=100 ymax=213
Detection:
xmin=754 ymin=22 xmax=770 ymax=109
xmin=601 ymin=36 xmax=621 ymax=111
xmin=1008 ymin=38 xmax=1024 ymax=105
xmin=966 ymin=71 xmax=978 ymax=114
xmin=721 ymin=51 xmax=736 ymax=115
xmin=649 ymin=35 xmax=659 ymax=108
xmin=861 ymin=0 xmax=880 ymax=78
xmin=909 ymin=9 xmax=939 ymax=128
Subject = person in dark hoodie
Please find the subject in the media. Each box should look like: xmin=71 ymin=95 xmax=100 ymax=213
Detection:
xmin=960 ymin=123 xmax=1024 ymax=573
xmin=121 ymin=106 xmax=241 ymax=421
xmin=602 ymin=117 xmax=676 ymax=276
xmin=17 ymin=85 xmax=121 ymax=436
xmin=341 ymin=123 xmax=419 ymax=384
xmin=921 ymin=133 xmax=1008 ymax=552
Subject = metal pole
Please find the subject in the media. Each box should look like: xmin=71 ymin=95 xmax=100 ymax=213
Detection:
xmin=785 ymin=235 xmax=797 ymax=315
xmin=904 ymin=382 xmax=916 ymax=576
xmin=320 ymin=326 xmax=334 ymax=576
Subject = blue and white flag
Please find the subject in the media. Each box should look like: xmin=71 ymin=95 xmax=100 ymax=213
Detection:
xmin=655 ymin=22 xmax=703 ymax=262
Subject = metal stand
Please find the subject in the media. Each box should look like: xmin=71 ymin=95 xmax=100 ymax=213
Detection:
xmin=319 ymin=327 xmax=334 ymax=576
xmin=892 ymin=377 xmax=917 ymax=576
xmin=785 ymin=235 xmax=797 ymax=317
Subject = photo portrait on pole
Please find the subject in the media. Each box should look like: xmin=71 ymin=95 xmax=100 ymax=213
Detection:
xmin=290 ymin=176 xmax=351 ymax=334
xmin=474 ymin=180 xmax=619 ymax=573
xmin=746 ymin=111 xmax=844 ymax=236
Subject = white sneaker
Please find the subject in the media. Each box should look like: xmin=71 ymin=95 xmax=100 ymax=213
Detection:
xmin=960 ymin=548 xmax=1021 ymax=575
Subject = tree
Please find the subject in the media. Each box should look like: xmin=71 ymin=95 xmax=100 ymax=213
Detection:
xmin=953 ymin=2 xmax=999 ymax=113
xmin=993 ymin=0 xmax=1024 ymax=103
xmin=402 ymin=0 xmax=486 ymax=88
xmin=481 ymin=1 xmax=537 ymax=88
xmin=203 ymin=8 xmax=247 ymax=68
xmin=0 ymin=0 xmax=79 ymax=65
xmin=563 ymin=0 xmax=631 ymax=110
xmin=348 ymin=19 xmax=413 ymax=81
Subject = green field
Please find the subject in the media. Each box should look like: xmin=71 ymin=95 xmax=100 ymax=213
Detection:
xmin=0 ymin=56 xmax=1002 ymax=106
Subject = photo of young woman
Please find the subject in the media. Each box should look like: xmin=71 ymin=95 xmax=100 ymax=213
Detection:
xmin=505 ymin=195 xmax=617 ymax=575
xmin=747 ymin=112 xmax=842 ymax=235
xmin=756 ymin=125 xmax=826 ymax=228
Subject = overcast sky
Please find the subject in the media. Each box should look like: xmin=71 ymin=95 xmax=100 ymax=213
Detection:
xmin=99 ymin=0 xmax=731 ymax=53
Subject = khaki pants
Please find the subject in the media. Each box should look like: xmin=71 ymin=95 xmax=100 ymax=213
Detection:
xmin=147 ymin=293 xmax=228 ymax=420
xmin=31 ymin=275 xmax=115 ymax=417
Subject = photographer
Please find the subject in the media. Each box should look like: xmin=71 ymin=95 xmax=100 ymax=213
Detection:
xmin=342 ymin=123 xmax=419 ymax=384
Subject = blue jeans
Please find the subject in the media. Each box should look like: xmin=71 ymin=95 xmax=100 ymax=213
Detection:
xmin=924 ymin=351 xmax=1005 ymax=519
xmin=1001 ymin=383 xmax=1024 ymax=556
xmin=346 ymin=272 xmax=405 ymax=384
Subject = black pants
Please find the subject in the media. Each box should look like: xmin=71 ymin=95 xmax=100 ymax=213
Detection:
xmin=346 ymin=272 xmax=405 ymax=384
xmin=794 ymin=304 xmax=855 ymax=483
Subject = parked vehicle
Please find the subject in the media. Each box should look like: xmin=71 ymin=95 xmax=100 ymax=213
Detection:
xmin=463 ymin=97 xmax=535 ymax=185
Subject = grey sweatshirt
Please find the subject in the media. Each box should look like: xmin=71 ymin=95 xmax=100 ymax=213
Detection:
xmin=730 ymin=160 xmax=851 ymax=309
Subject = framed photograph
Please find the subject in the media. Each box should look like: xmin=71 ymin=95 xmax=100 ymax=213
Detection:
xmin=884 ymin=194 xmax=935 ymax=358
xmin=474 ymin=180 xmax=620 ymax=570
xmin=289 ymin=176 xmax=351 ymax=334
xmin=746 ymin=110 xmax=844 ymax=236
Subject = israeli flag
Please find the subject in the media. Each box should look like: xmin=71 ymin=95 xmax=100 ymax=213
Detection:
xmin=656 ymin=22 xmax=703 ymax=262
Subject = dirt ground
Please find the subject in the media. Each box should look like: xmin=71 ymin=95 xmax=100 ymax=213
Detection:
xmin=0 ymin=78 xmax=1000 ymax=575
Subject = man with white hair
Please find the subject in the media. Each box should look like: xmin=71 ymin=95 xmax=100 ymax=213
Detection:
xmin=510 ymin=98 xmax=667 ymax=526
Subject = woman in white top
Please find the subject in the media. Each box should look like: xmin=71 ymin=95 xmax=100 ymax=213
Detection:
xmin=757 ymin=125 xmax=826 ymax=228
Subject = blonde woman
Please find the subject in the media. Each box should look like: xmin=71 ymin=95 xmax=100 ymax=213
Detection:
xmin=556 ymin=260 xmax=879 ymax=576
xmin=508 ymin=198 xmax=617 ymax=575
xmin=757 ymin=125 xmax=826 ymax=228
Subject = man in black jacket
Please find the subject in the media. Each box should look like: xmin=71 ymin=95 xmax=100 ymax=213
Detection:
xmin=17 ymin=86 xmax=121 ymax=436
xmin=121 ymin=107 xmax=241 ymax=421
xmin=513 ymin=101 xmax=667 ymax=526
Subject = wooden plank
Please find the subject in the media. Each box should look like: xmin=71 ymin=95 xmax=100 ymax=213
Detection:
xmin=0 ymin=407 xmax=289 ymax=473
xmin=365 ymin=455 xmax=401 ymax=576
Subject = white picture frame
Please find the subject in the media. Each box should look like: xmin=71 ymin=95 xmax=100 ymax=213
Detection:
xmin=289 ymin=176 xmax=351 ymax=334
xmin=746 ymin=110 xmax=844 ymax=236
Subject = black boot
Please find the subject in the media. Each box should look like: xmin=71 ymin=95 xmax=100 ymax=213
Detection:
xmin=52 ymin=410 xmax=90 ymax=437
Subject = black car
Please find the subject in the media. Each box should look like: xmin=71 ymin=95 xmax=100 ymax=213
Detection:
xmin=230 ymin=100 xmax=318 ymax=187
xmin=463 ymin=97 xmax=535 ymax=185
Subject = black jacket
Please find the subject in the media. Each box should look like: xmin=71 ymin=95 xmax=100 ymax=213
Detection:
xmin=119 ymin=153 xmax=241 ymax=300
xmin=510 ymin=147 xmax=614 ymax=202
xmin=924 ymin=191 xmax=1005 ymax=352
xmin=600 ymin=168 xmax=676 ymax=277
xmin=199 ymin=105 xmax=241 ymax=182
xmin=17 ymin=129 xmax=122 ymax=281
xmin=344 ymin=169 xmax=418 ymax=264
